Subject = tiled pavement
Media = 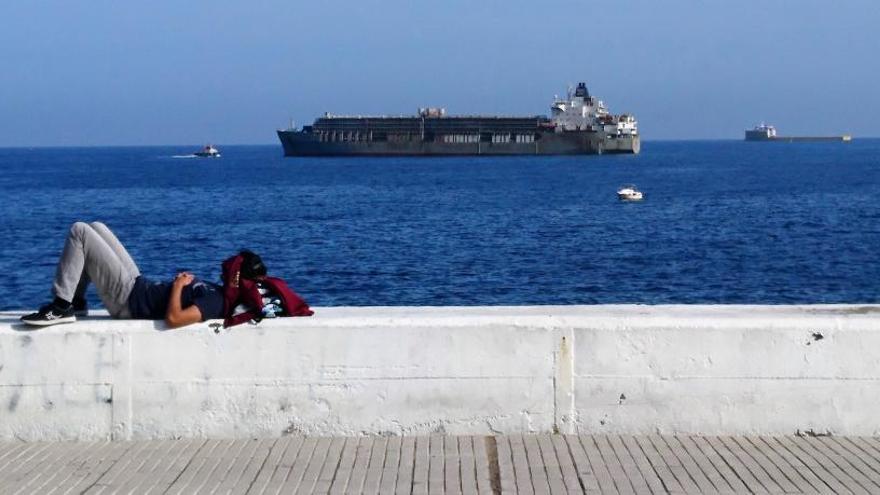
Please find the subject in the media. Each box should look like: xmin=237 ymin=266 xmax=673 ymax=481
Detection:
xmin=2 ymin=434 xmax=880 ymax=494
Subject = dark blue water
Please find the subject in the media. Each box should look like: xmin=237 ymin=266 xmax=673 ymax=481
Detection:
xmin=1 ymin=140 xmax=878 ymax=310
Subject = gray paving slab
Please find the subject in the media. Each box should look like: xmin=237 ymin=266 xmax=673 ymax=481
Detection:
xmin=662 ymin=435 xmax=715 ymax=494
xmin=523 ymin=434 xmax=550 ymax=495
xmin=473 ymin=436 xmax=494 ymax=495
xmin=636 ymin=435 xmax=686 ymax=494
xmin=744 ymin=436 xmax=816 ymax=494
xmin=56 ymin=441 xmax=134 ymax=495
xmin=379 ymin=436 xmax=403 ymax=495
xmin=564 ymin=435 xmax=601 ymax=494
xmin=8 ymin=440 xmax=80 ymax=495
xmin=85 ymin=439 xmax=155 ymax=494
xmin=789 ymin=435 xmax=866 ymax=495
xmin=412 ymin=436 xmax=431 ymax=495
xmin=690 ymin=435 xmax=749 ymax=494
xmin=327 ymin=437 xmax=358 ymax=495
xmin=536 ymin=434 xmax=567 ymax=495
xmin=673 ymin=436 xmax=731 ymax=494
xmin=3 ymin=434 xmax=880 ymax=494
xmin=229 ymin=438 xmax=276 ymax=495
xmin=616 ymin=436 xmax=661 ymax=495
xmin=510 ymin=434 xmax=535 ymax=495
xmin=608 ymin=436 xmax=648 ymax=494
xmin=282 ymin=436 xmax=320 ymax=493
xmin=593 ymin=435 xmax=634 ymax=495
xmin=726 ymin=436 xmax=789 ymax=494
xmin=650 ymin=434 xmax=700 ymax=494
xmin=311 ymin=436 xmax=346 ymax=495
xmin=606 ymin=435 xmax=651 ymax=495
xmin=707 ymin=435 xmax=769 ymax=494
xmin=794 ymin=436 xmax=873 ymax=494
xmin=832 ymin=437 xmax=880 ymax=488
xmin=363 ymin=436 xmax=388 ymax=495
xmin=348 ymin=436 xmax=374 ymax=494
xmin=582 ymin=434 xmax=620 ymax=494
xmin=458 ymin=436 xmax=478 ymax=495
xmin=262 ymin=436 xmax=304 ymax=494
xmin=550 ymin=435 xmax=582 ymax=495
xmin=248 ymin=437 xmax=295 ymax=495
xmin=820 ymin=437 xmax=880 ymax=492
xmin=496 ymin=435 xmax=518 ymax=494
xmin=217 ymin=438 xmax=268 ymax=494
xmin=396 ymin=437 xmax=417 ymax=495
xmin=443 ymin=435 xmax=460 ymax=495
xmin=113 ymin=439 xmax=181 ymax=494
xmin=774 ymin=435 xmax=852 ymax=494
xmin=296 ymin=437 xmax=333 ymax=495
xmin=429 ymin=435 xmax=446 ymax=495
xmin=0 ymin=442 xmax=52 ymax=480
xmin=755 ymin=436 xmax=824 ymax=494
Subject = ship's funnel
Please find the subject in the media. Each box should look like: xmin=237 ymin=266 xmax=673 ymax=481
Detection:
xmin=574 ymin=82 xmax=590 ymax=98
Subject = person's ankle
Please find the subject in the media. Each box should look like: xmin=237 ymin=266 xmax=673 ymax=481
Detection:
xmin=52 ymin=296 xmax=72 ymax=310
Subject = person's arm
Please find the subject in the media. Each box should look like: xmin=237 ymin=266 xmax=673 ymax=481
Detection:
xmin=164 ymin=272 xmax=203 ymax=328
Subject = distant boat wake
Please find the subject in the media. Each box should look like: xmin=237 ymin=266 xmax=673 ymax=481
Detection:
xmin=171 ymin=154 xmax=198 ymax=159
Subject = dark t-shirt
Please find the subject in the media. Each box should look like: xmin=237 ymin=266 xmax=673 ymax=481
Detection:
xmin=127 ymin=276 xmax=224 ymax=321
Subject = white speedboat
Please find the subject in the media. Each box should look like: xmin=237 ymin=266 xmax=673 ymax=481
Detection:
xmin=194 ymin=145 xmax=221 ymax=158
xmin=617 ymin=184 xmax=643 ymax=201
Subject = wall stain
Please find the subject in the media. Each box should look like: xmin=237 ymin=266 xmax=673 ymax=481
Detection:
xmin=806 ymin=332 xmax=825 ymax=346
xmin=8 ymin=392 xmax=20 ymax=412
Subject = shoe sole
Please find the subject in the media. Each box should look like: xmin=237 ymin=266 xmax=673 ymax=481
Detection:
xmin=22 ymin=316 xmax=76 ymax=326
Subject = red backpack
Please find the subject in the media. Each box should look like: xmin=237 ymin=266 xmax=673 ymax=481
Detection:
xmin=221 ymin=253 xmax=313 ymax=327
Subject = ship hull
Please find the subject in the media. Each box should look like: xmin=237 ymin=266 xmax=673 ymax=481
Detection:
xmin=747 ymin=136 xmax=852 ymax=142
xmin=745 ymin=131 xmax=851 ymax=142
xmin=277 ymin=130 xmax=639 ymax=156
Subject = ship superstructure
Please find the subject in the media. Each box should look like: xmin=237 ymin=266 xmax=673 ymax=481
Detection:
xmin=277 ymin=82 xmax=639 ymax=156
xmin=745 ymin=124 xmax=778 ymax=141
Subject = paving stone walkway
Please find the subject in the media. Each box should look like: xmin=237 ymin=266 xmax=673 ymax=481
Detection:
xmin=2 ymin=434 xmax=880 ymax=494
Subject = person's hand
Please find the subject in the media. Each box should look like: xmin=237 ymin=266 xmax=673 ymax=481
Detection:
xmin=173 ymin=271 xmax=194 ymax=289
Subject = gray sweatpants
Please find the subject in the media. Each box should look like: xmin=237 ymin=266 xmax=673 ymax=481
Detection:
xmin=53 ymin=222 xmax=140 ymax=318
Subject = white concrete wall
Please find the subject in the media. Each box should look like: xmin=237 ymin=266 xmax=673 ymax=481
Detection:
xmin=1 ymin=305 xmax=878 ymax=441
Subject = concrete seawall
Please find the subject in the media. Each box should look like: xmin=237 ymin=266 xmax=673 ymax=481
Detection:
xmin=1 ymin=305 xmax=878 ymax=441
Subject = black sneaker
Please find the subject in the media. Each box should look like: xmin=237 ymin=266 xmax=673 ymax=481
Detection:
xmin=72 ymin=298 xmax=88 ymax=317
xmin=21 ymin=304 xmax=76 ymax=327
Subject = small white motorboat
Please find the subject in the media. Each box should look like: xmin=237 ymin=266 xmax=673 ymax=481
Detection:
xmin=194 ymin=145 xmax=221 ymax=158
xmin=617 ymin=184 xmax=643 ymax=201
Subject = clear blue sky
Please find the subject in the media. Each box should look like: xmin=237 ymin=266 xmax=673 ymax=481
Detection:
xmin=1 ymin=1 xmax=877 ymax=146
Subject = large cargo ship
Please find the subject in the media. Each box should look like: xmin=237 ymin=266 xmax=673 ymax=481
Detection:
xmin=745 ymin=124 xmax=852 ymax=142
xmin=277 ymin=82 xmax=639 ymax=156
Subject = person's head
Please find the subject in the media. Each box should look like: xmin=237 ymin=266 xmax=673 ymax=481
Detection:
xmin=239 ymin=250 xmax=267 ymax=280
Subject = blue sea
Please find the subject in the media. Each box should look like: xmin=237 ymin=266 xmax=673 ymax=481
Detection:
xmin=1 ymin=140 xmax=878 ymax=310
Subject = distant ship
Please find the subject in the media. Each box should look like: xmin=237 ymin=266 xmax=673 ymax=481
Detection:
xmin=194 ymin=145 xmax=221 ymax=157
xmin=277 ymin=82 xmax=639 ymax=156
xmin=745 ymin=124 xmax=852 ymax=142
